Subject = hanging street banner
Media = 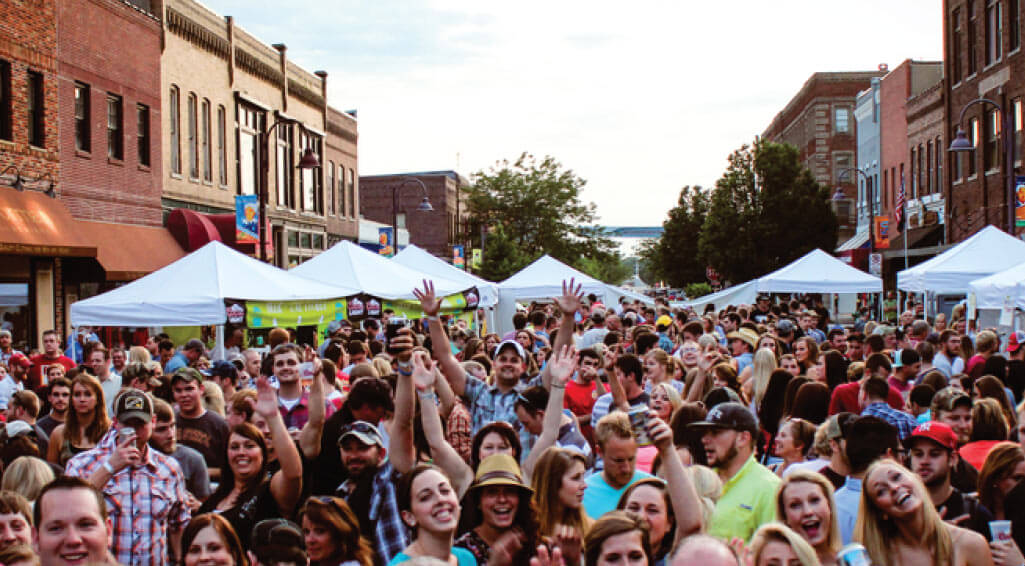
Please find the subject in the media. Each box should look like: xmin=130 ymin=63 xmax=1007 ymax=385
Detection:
xmin=378 ymin=227 xmax=395 ymax=257
xmin=874 ymin=216 xmax=890 ymax=249
xmin=1016 ymin=176 xmax=1025 ymax=227
xmin=235 ymin=195 xmax=259 ymax=243
xmin=452 ymin=245 xmax=465 ymax=270
xmin=471 ymin=248 xmax=482 ymax=269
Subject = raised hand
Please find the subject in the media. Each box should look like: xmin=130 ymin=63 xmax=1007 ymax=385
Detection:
xmin=554 ymin=279 xmax=584 ymax=316
xmin=548 ymin=345 xmax=578 ymax=388
xmin=254 ymin=376 xmax=279 ymax=417
xmin=413 ymin=279 xmax=442 ymax=318
xmin=411 ymin=350 xmax=437 ymax=392
xmin=487 ymin=529 xmax=525 ymax=566
xmin=529 ymin=545 xmax=565 ymax=566
xmin=646 ymin=410 xmax=673 ymax=452
xmin=552 ymin=524 xmax=581 ymax=566
xmin=108 ymin=429 xmax=141 ymax=472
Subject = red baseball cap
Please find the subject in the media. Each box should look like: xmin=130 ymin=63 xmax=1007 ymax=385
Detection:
xmin=1008 ymin=331 xmax=1025 ymax=353
xmin=909 ymin=421 xmax=957 ymax=451
xmin=7 ymin=353 xmax=31 ymax=369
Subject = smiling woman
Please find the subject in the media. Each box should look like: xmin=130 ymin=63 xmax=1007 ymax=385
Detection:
xmin=392 ymin=464 xmax=475 ymax=566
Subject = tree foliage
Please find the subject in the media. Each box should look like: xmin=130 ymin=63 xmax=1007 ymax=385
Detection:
xmin=466 ymin=153 xmax=622 ymax=282
xmin=698 ymin=140 xmax=838 ymax=282
xmin=640 ymin=185 xmax=709 ymax=287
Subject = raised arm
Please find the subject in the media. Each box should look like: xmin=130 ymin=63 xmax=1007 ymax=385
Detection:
xmin=540 ymin=280 xmax=583 ymax=390
xmin=606 ymin=355 xmax=629 ymax=412
xmin=412 ymin=352 xmax=473 ymax=497
xmin=299 ymin=351 xmax=326 ymax=458
xmin=685 ymin=351 xmax=719 ymax=403
xmin=524 ymin=345 xmax=577 ymax=482
xmin=389 ymin=330 xmax=418 ymax=475
xmin=648 ymin=411 xmax=703 ymax=541
xmin=415 ymin=280 xmax=469 ymax=396
xmin=257 ymin=376 xmax=303 ymax=515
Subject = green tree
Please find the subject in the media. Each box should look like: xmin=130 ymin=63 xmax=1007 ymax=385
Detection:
xmin=699 ymin=140 xmax=838 ymax=282
xmin=478 ymin=224 xmax=531 ymax=282
xmin=642 ymin=185 xmax=710 ymax=287
xmin=466 ymin=153 xmax=620 ymax=281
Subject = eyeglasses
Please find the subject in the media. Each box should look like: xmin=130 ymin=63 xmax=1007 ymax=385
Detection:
xmin=340 ymin=421 xmax=377 ymax=436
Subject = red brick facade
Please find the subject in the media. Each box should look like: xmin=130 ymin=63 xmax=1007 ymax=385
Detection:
xmin=943 ymin=0 xmax=1024 ymax=241
xmin=57 ymin=0 xmax=163 ymax=226
xmin=359 ymin=172 xmax=467 ymax=258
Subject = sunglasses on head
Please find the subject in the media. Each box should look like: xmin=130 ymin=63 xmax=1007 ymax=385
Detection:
xmin=340 ymin=421 xmax=377 ymax=436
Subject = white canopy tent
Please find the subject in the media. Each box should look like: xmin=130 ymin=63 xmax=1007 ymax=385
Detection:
xmin=291 ymin=240 xmax=468 ymax=300
xmin=494 ymin=255 xmax=653 ymax=336
xmin=71 ymin=241 xmax=354 ymax=337
xmin=683 ymin=280 xmax=759 ymax=311
xmin=392 ymin=245 xmax=498 ymax=307
xmin=756 ymin=249 xmax=882 ymax=293
xmin=897 ymin=225 xmax=1025 ymax=294
xmin=970 ymin=262 xmax=1025 ymax=311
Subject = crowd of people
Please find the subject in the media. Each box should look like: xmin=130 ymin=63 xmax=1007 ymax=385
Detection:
xmin=0 ymin=280 xmax=1024 ymax=565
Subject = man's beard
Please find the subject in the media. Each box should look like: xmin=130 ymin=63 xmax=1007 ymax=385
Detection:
xmin=921 ymin=467 xmax=949 ymax=488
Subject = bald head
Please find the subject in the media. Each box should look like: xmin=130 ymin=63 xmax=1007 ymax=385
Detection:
xmin=670 ymin=535 xmax=739 ymax=566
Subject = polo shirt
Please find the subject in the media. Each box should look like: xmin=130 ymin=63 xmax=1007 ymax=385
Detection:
xmin=582 ymin=469 xmax=653 ymax=519
xmin=707 ymin=455 xmax=780 ymax=542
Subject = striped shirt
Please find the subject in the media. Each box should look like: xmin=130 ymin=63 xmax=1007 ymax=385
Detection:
xmin=66 ymin=429 xmax=190 ymax=566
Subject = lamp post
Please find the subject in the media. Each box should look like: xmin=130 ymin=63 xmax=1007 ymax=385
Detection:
xmin=949 ymin=98 xmax=1015 ymax=235
xmin=837 ymin=167 xmax=875 ymax=254
xmin=259 ymin=119 xmax=320 ymax=263
xmin=391 ymin=177 xmax=434 ymax=251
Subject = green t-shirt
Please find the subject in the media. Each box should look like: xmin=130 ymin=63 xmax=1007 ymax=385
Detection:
xmin=707 ymin=455 xmax=781 ymax=542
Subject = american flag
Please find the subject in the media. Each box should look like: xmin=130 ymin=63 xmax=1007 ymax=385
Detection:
xmin=895 ymin=172 xmax=906 ymax=227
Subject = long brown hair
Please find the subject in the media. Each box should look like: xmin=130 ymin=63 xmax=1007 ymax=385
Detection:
xmin=182 ymin=513 xmax=249 ymax=566
xmin=65 ymin=375 xmax=110 ymax=445
xmin=531 ymin=447 xmax=589 ymax=538
xmin=978 ymin=442 xmax=1025 ymax=512
xmin=299 ymin=496 xmax=374 ymax=566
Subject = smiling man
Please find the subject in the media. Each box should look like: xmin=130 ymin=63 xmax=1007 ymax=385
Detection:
xmin=172 ymin=367 xmax=229 ymax=481
xmin=34 ymin=477 xmax=114 ymax=566
xmin=689 ymin=402 xmax=779 ymax=543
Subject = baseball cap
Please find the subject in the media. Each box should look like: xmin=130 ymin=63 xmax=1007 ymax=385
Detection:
xmin=170 ymin=367 xmax=203 ymax=385
xmin=757 ymin=294 xmax=771 ymax=302
xmin=931 ymin=387 xmax=972 ymax=413
xmin=776 ymin=319 xmax=795 ymax=335
xmin=825 ymin=412 xmax=856 ymax=441
xmin=338 ymin=420 xmax=384 ymax=448
xmin=114 ymin=388 xmax=153 ymax=424
xmin=656 ymin=315 xmax=673 ymax=329
xmin=688 ymin=402 xmax=759 ymax=436
xmin=908 ymin=421 xmax=958 ymax=451
xmin=494 ymin=339 xmax=526 ymax=360
xmin=7 ymin=353 xmax=31 ymax=369
xmin=326 ymin=320 xmax=344 ymax=335
xmin=1009 ymin=331 xmax=1025 ymax=353
xmin=207 ymin=360 xmax=238 ymax=381
xmin=893 ymin=348 xmax=921 ymax=369
xmin=251 ymin=519 xmax=305 ymax=565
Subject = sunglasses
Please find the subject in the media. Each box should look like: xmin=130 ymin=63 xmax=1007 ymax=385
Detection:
xmin=340 ymin=421 xmax=377 ymax=436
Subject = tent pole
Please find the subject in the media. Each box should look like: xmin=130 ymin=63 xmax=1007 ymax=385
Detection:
xmin=212 ymin=325 xmax=226 ymax=362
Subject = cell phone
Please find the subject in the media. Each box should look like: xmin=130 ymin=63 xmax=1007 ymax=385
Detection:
xmin=386 ymin=318 xmax=409 ymax=355
xmin=628 ymin=406 xmax=652 ymax=447
xmin=118 ymin=426 xmax=136 ymax=445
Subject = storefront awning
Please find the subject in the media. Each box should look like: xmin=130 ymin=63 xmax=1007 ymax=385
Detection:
xmin=0 ymin=189 xmax=95 ymax=257
xmin=881 ymin=224 xmax=945 ymax=259
xmin=78 ymin=220 xmax=186 ymax=280
xmin=836 ymin=230 xmax=870 ymax=252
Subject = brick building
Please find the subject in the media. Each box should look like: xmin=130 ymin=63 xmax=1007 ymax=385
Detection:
xmin=902 ymin=73 xmax=947 ymax=251
xmin=56 ymin=0 xmax=185 ymax=339
xmin=0 ymin=0 xmax=85 ymax=349
xmin=159 ymin=0 xmax=358 ymax=267
xmin=359 ymin=171 xmax=468 ymax=259
xmin=763 ymin=70 xmax=886 ymax=242
xmin=943 ymin=0 xmax=1023 ymax=242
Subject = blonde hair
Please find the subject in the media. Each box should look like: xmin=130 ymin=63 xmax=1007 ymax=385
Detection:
xmin=651 ymin=382 xmax=683 ymax=416
xmin=371 ymin=357 xmax=393 ymax=378
xmin=975 ymin=330 xmax=999 ymax=354
xmin=749 ymin=523 xmax=820 ymax=566
xmin=647 ymin=349 xmax=673 ymax=375
xmin=855 ymin=461 xmax=952 ymax=566
xmin=594 ymin=412 xmax=634 ymax=449
xmin=777 ymin=470 xmax=841 ymax=556
xmin=751 ymin=348 xmax=778 ymax=409
xmin=202 ymin=381 xmax=225 ymax=416
xmin=128 ymin=346 xmax=151 ymax=364
xmin=2 ymin=456 xmax=55 ymax=501
xmin=688 ymin=465 xmax=722 ymax=526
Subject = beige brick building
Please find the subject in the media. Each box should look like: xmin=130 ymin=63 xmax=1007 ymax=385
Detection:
xmin=158 ymin=0 xmax=357 ymax=266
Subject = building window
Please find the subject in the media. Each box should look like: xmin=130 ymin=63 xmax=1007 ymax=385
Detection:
xmin=969 ymin=117 xmax=980 ymax=176
xmin=169 ymin=86 xmax=181 ymax=175
xmin=1012 ymin=0 xmax=1022 ymax=51
xmin=1013 ymin=98 xmax=1024 ymax=166
xmin=0 ymin=60 xmax=10 ymax=141
xmin=106 ymin=94 xmax=122 ymax=160
xmin=952 ymin=8 xmax=963 ymax=82
xmin=348 ymin=168 xmax=356 ymax=217
xmin=953 ymin=125 xmax=964 ymax=180
xmin=327 ymin=160 xmax=335 ymax=215
xmin=236 ymin=102 xmax=263 ymax=196
xmin=276 ymin=124 xmax=293 ymax=207
xmin=968 ymin=0 xmax=978 ymax=75
xmin=201 ymin=99 xmax=211 ymax=181
xmin=187 ymin=93 xmax=199 ymax=178
xmin=298 ymin=130 xmax=322 ymax=213
xmin=833 ymin=152 xmax=853 ymax=184
xmin=338 ymin=165 xmax=346 ymax=217
xmin=926 ymin=141 xmax=933 ymax=195
xmin=137 ymin=104 xmax=150 ymax=166
xmin=217 ymin=105 xmax=227 ymax=185
xmin=27 ymin=71 xmax=44 ymax=148
xmin=834 ymin=107 xmax=850 ymax=134
xmin=985 ymin=109 xmax=1000 ymax=171
xmin=910 ymin=148 xmax=917 ymax=199
xmin=917 ymin=144 xmax=924 ymax=198
xmin=935 ymin=136 xmax=943 ymax=189
xmin=74 ymin=83 xmax=90 ymax=152
xmin=986 ymin=0 xmax=1003 ymax=65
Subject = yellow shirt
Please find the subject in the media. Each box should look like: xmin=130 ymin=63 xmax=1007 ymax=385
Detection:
xmin=707 ymin=455 xmax=781 ymax=542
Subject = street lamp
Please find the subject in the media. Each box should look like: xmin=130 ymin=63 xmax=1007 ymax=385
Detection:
xmin=837 ymin=167 xmax=875 ymax=253
xmin=258 ymin=119 xmax=320 ymax=263
xmin=949 ymin=98 xmax=1016 ymax=235
xmin=392 ymin=177 xmax=434 ymax=251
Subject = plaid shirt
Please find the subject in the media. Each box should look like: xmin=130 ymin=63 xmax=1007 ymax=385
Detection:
xmin=463 ymin=375 xmax=523 ymax=435
xmin=278 ymin=390 xmax=336 ymax=430
xmin=862 ymin=401 xmax=918 ymax=441
xmin=337 ymin=459 xmax=407 ymax=564
xmin=447 ymin=400 xmax=473 ymax=464
xmin=66 ymin=429 xmax=190 ymax=566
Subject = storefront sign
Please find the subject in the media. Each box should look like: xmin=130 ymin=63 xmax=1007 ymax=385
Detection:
xmin=235 ymin=195 xmax=259 ymax=243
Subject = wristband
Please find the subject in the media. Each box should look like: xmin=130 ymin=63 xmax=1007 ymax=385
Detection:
xmin=425 ymin=315 xmax=440 ymax=322
xmin=102 ymin=459 xmax=115 ymax=474
xmin=397 ymin=367 xmax=413 ymax=377
xmin=551 ymin=382 xmax=566 ymax=389
xmin=417 ymin=390 xmax=438 ymax=403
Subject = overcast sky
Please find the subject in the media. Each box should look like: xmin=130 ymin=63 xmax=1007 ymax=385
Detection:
xmin=201 ymin=0 xmax=943 ymax=227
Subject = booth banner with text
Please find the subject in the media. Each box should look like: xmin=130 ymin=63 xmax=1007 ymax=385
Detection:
xmin=1016 ymin=176 xmax=1025 ymax=227
xmin=874 ymin=216 xmax=890 ymax=249
xmin=225 ymin=298 xmax=349 ymax=329
xmin=383 ymin=287 xmax=481 ymax=319
xmin=235 ymin=195 xmax=259 ymax=243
